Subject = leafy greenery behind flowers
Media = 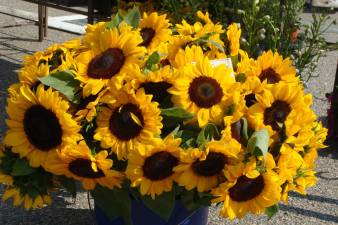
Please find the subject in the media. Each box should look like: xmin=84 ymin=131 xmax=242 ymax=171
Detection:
xmin=149 ymin=0 xmax=336 ymax=81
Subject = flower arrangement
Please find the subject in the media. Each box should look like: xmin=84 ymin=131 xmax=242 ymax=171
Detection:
xmin=0 ymin=8 xmax=327 ymax=224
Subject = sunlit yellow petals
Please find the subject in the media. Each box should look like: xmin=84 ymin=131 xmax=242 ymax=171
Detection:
xmin=94 ymin=88 xmax=162 ymax=159
xmin=76 ymin=27 xmax=145 ymax=97
xmin=212 ymin=170 xmax=281 ymax=219
xmin=4 ymin=86 xmax=80 ymax=169
xmin=170 ymin=57 xmax=235 ymax=127
xmin=139 ymin=12 xmax=171 ymax=53
xmin=126 ymin=136 xmax=181 ymax=198
xmin=227 ymin=23 xmax=241 ymax=56
xmin=46 ymin=141 xmax=123 ymax=190
xmin=175 ymin=142 xmax=240 ymax=192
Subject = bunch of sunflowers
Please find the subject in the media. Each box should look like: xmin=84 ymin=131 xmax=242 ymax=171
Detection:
xmin=0 ymin=8 xmax=327 ymax=223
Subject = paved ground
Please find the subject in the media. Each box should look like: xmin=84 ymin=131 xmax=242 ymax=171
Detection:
xmin=0 ymin=1 xmax=337 ymax=225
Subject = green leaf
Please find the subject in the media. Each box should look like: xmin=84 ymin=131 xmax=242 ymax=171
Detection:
xmin=58 ymin=176 xmax=77 ymax=198
xmin=145 ymin=52 xmax=161 ymax=70
xmin=170 ymin=125 xmax=181 ymax=137
xmin=181 ymin=189 xmax=213 ymax=211
xmin=235 ymin=73 xmax=247 ymax=83
xmin=161 ymin=107 xmax=194 ymax=120
xmin=200 ymin=39 xmax=225 ymax=53
xmin=106 ymin=12 xmax=124 ymax=29
xmin=27 ymin=188 xmax=41 ymax=199
xmin=10 ymin=158 xmax=36 ymax=176
xmin=92 ymin=186 xmax=132 ymax=225
xmin=142 ymin=191 xmax=175 ymax=221
xmin=124 ymin=7 xmax=141 ymax=28
xmin=181 ymin=138 xmax=197 ymax=148
xmin=196 ymin=123 xmax=220 ymax=148
xmin=39 ymin=70 xmax=81 ymax=104
xmin=247 ymin=128 xmax=269 ymax=159
xmin=177 ymin=129 xmax=199 ymax=143
xmin=231 ymin=55 xmax=239 ymax=68
xmin=265 ymin=204 xmax=279 ymax=219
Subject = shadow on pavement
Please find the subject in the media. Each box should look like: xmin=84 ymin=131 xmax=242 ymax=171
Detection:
xmin=0 ymin=58 xmax=20 ymax=138
xmin=280 ymin=204 xmax=338 ymax=223
xmin=320 ymin=140 xmax=338 ymax=159
xmin=289 ymin=192 xmax=338 ymax=206
xmin=0 ymin=190 xmax=95 ymax=225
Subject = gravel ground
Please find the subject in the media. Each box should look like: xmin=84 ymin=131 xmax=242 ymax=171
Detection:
xmin=0 ymin=1 xmax=337 ymax=224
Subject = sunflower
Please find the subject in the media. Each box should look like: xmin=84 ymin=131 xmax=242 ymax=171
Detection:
xmin=0 ymin=172 xmax=13 ymax=185
xmin=289 ymin=169 xmax=317 ymax=195
xmin=3 ymin=85 xmax=81 ymax=168
xmin=226 ymin=23 xmax=241 ymax=56
xmin=173 ymin=19 xmax=225 ymax=60
xmin=139 ymin=12 xmax=172 ymax=52
xmin=253 ymin=50 xmax=298 ymax=84
xmin=220 ymin=84 xmax=247 ymax=141
xmin=176 ymin=11 xmax=223 ymax=39
xmin=302 ymin=122 xmax=327 ymax=169
xmin=126 ymin=135 xmax=181 ymax=199
xmin=281 ymin=166 xmax=317 ymax=203
xmin=236 ymin=50 xmax=259 ymax=77
xmin=212 ymin=168 xmax=281 ymax=219
xmin=75 ymin=89 xmax=109 ymax=122
xmin=83 ymin=21 xmax=108 ymax=50
xmin=125 ymin=65 xmax=174 ymax=106
xmin=171 ymin=45 xmax=204 ymax=69
xmin=247 ymin=83 xmax=312 ymax=136
xmin=240 ymin=76 xmax=264 ymax=109
xmin=94 ymin=88 xmax=163 ymax=159
xmin=167 ymin=35 xmax=195 ymax=63
xmin=308 ymin=122 xmax=328 ymax=150
xmin=169 ymin=57 xmax=235 ymax=127
xmin=14 ymin=44 xmax=76 ymax=90
xmin=222 ymin=116 xmax=245 ymax=144
xmin=18 ymin=63 xmax=49 ymax=87
xmin=174 ymin=139 xmax=241 ymax=192
xmin=176 ymin=20 xmax=204 ymax=37
xmin=277 ymin=147 xmax=305 ymax=184
xmin=76 ymin=27 xmax=146 ymax=97
xmin=2 ymin=187 xmax=52 ymax=210
xmin=196 ymin=11 xmax=213 ymax=26
xmin=45 ymin=141 xmax=124 ymax=190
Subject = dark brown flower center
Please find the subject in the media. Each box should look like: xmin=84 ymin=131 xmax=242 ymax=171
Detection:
xmin=160 ymin=59 xmax=171 ymax=67
xmin=188 ymin=76 xmax=223 ymax=108
xmin=259 ymin=68 xmax=281 ymax=84
xmin=229 ymin=175 xmax=265 ymax=202
xmin=68 ymin=158 xmax=105 ymax=178
xmin=23 ymin=105 xmax=62 ymax=151
xmin=264 ymin=100 xmax=291 ymax=131
xmin=192 ymin=152 xmax=227 ymax=177
xmin=140 ymin=28 xmax=156 ymax=47
xmin=140 ymin=81 xmax=172 ymax=104
xmin=88 ymin=48 xmax=125 ymax=79
xmin=142 ymin=151 xmax=179 ymax=181
xmin=109 ymin=103 xmax=144 ymax=141
xmin=245 ymin=93 xmax=256 ymax=107
xmin=231 ymin=121 xmax=241 ymax=143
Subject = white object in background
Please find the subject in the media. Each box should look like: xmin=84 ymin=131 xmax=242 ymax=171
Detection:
xmin=311 ymin=0 xmax=338 ymax=8
xmin=192 ymin=58 xmax=235 ymax=77
xmin=210 ymin=58 xmax=235 ymax=78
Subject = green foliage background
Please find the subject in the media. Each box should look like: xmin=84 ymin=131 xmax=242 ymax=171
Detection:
xmin=141 ymin=0 xmax=336 ymax=81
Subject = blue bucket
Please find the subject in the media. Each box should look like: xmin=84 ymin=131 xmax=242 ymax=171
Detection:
xmin=95 ymin=200 xmax=209 ymax=225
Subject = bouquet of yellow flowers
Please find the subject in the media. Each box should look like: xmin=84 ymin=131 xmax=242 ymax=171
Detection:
xmin=0 ymin=8 xmax=327 ymax=225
